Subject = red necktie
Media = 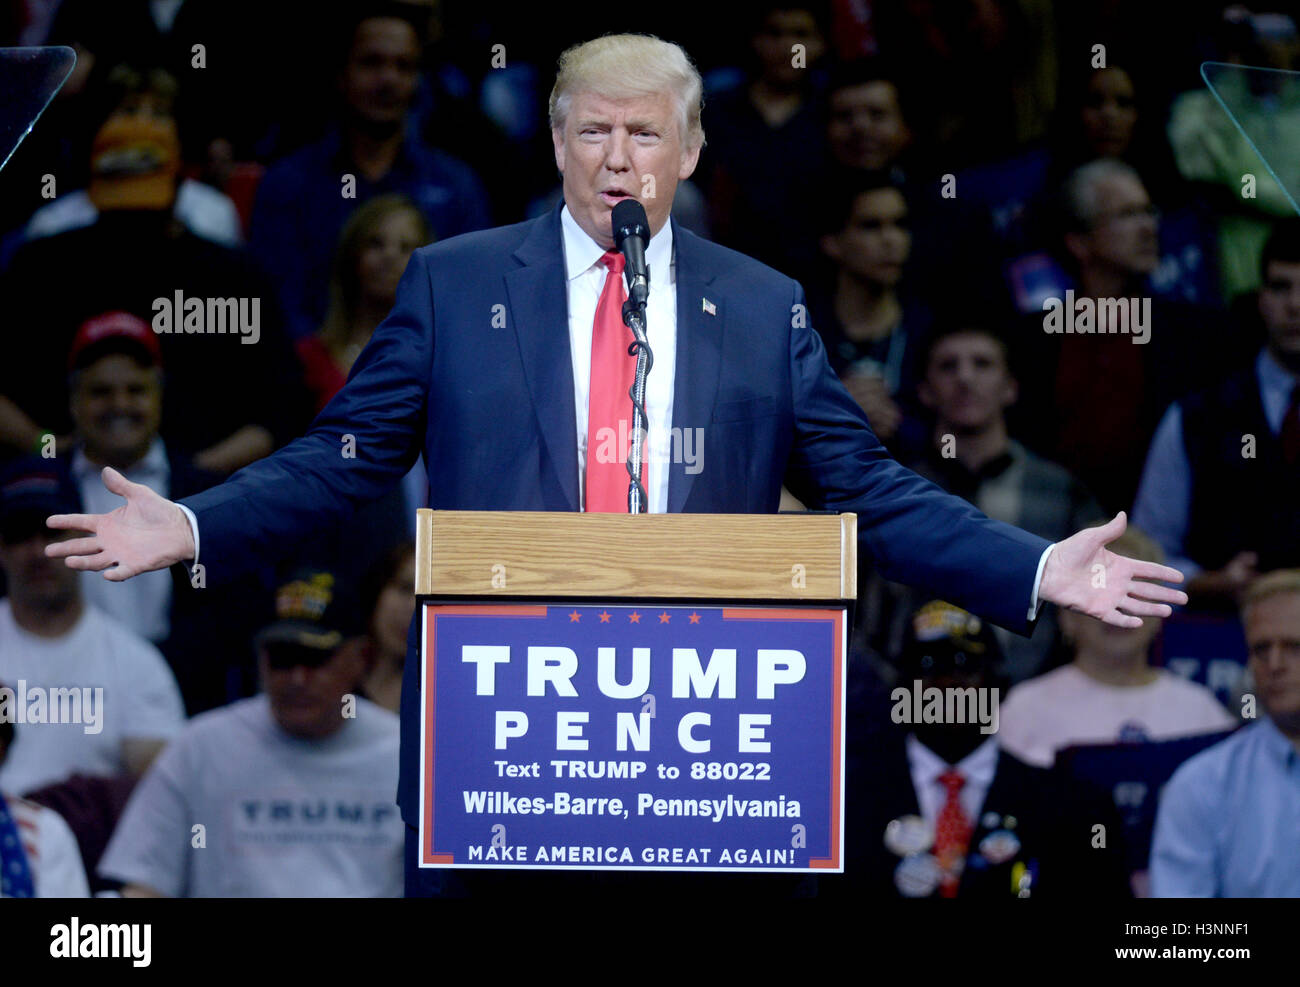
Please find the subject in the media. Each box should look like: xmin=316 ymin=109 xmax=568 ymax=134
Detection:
xmin=934 ymin=769 xmax=971 ymax=898
xmin=1281 ymin=383 xmax=1300 ymax=465
xmin=585 ymin=251 xmax=639 ymax=512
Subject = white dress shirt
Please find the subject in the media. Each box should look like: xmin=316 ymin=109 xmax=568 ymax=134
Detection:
xmin=561 ymin=204 xmax=677 ymax=513
xmin=905 ymin=734 xmax=1000 ymax=828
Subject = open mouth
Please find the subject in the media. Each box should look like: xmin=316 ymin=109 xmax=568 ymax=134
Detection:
xmin=600 ymin=190 xmax=635 ymax=206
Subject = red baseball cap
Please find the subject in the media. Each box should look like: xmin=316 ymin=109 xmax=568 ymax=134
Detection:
xmin=68 ymin=310 xmax=162 ymax=371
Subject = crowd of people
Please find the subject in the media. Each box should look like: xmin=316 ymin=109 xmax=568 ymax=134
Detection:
xmin=0 ymin=0 xmax=1297 ymax=898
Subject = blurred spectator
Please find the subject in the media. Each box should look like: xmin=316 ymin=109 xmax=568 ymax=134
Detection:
xmin=1150 ymin=569 xmax=1300 ymax=897
xmin=61 ymin=311 xmax=269 ymax=713
xmin=0 ymin=137 xmax=312 ymax=471
xmin=825 ymin=57 xmax=916 ymax=178
xmin=98 ymin=567 xmax=403 ymax=897
xmin=0 ymin=458 xmax=185 ymax=795
xmin=1011 ymin=158 xmax=1224 ymax=513
xmin=0 ymin=708 xmax=90 ymax=898
xmin=298 ymin=194 xmax=429 ymax=412
xmin=887 ymin=321 xmax=1105 ymax=683
xmin=823 ymin=59 xmax=998 ymax=305
xmin=811 ymin=172 xmax=929 ymax=454
xmin=699 ymin=2 xmax=828 ymax=281
xmin=248 ymin=6 xmax=489 ymax=338
xmin=352 ymin=541 xmax=416 ymax=714
xmin=1167 ymin=6 xmax=1300 ymax=302
xmin=998 ymin=527 xmax=1236 ymax=769
xmin=1134 ymin=218 xmax=1300 ymax=606
xmin=837 ymin=600 xmax=1128 ymax=899
xmin=21 ymin=65 xmax=242 ymax=248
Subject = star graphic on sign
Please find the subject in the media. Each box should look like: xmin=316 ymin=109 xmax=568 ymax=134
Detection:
xmin=628 ymin=612 xmax=641 ymax=624
xmin=598 ymin=611 xmax=611 ymax=623
xmin=688 ymin=613 xmax=701 ymax=624
xmin=568 ymin=610 xmax=582 ymax=623
xmin=658 ymin=612 xmax=671 ymax=624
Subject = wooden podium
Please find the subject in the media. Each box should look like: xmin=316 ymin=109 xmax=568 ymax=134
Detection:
xmin=413 ymin=509 xmax=855 ymax=874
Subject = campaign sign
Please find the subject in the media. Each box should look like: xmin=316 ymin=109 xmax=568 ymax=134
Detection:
xmin=419 ymin=603 xmax=844 ymax=872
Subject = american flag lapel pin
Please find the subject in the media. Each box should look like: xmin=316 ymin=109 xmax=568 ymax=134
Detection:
xmin=702 ymin=297 xmax=716 ymax=316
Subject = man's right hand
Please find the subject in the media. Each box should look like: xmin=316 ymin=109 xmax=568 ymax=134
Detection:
xmin=45 ymin=467 xmax=195 ymax=581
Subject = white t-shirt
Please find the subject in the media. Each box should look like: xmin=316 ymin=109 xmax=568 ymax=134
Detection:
xmin=98 ymin=695 xmax=403 ymax=898
xmin=997 ymin=664 xmax=1237 ymax=767
xmin=1 ymin=794 xmax=90 ymax=897
xmin=0 ymin=600 xmax=186 ymax=795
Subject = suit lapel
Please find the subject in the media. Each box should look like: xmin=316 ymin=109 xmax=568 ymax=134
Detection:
xmin=669 ymin=224 xmax=722 ymax=513
xmin=504 ymin=206 xmax=580 ymax=511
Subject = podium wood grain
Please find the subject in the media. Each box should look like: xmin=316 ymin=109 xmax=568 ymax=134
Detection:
xmin=414 ymin=509 xmax=856 ymax=600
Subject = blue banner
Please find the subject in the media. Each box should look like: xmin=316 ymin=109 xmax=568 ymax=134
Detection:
xmin=418 ymin=602 xmax=844 ymax=872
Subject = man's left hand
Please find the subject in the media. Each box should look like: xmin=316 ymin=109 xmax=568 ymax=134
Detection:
xmin=1039 ymin=512 xmax=1188 ymax=628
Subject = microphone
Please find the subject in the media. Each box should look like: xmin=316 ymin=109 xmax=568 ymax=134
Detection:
xmin=612 ymin=199 xmax=650 ymax=309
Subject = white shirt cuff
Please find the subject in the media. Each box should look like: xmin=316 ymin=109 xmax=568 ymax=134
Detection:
xmin=176 ymin=502 xmax=200 ymax=566
xmin=1028 ymin=543 xmax=1054 ymax=621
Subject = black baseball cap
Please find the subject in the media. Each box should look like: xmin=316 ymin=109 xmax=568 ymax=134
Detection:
xmin=0 ymin=457 xmax=82 ymax=544
xmin=899 ymin=600 xmax=1002 ymax=680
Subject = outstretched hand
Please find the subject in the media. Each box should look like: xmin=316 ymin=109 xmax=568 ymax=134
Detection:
xmin=45 ymin=467 xmax=195 ymax=581
xmin=1039 ymin=511 xmax=1187 ymax=628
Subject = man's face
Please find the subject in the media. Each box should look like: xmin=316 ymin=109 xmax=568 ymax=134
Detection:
xmin=919 ymin=332 xmax=1017 ymax=430
xmin=752 ymin=8 xmax=825 ymax=87
xmin=1258 ymin=259 xmax=1300 ymax=364
xmin=1081 ymin=67 xmax=1137 ymax=158
xmin=261 ymin=643 xmax=363 ymax=740
xmin=827 ymin=81 xmax=911 ymax=171
xmin=341 ymin=17 xmax=421 ymax=128
xmin=0 ymin=518 xmax=80 ymax=612
xmin=70 ymin=354 xmax=161 ymax=468
xmin=553 ymin=90 xmax=699 ymax=249
xmin=1075 ymin=173 xmax=1159 ymax=276
xmin=823 ymin=187 xmax=910 ymax=286
xmin=1246 ymin=591 xmax=1300 ymax=734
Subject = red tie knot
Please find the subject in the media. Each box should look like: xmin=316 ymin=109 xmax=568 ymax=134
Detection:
xmin=938 ymin=769 xmax=966 ymax=795
xmin=601 ymin=250 xmax=625 ymax=275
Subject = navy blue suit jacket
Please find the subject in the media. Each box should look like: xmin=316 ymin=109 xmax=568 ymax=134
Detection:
xmin=182 ymin=204 xmax=1050 ymax=823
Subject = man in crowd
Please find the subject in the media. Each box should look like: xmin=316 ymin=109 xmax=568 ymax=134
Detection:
xmin=812 ymin=173 xmax=929 ymax=454
xmin=249 ymin=5 xmax=490 ymax=338
xmin=1134 ymin=218 xmax=1300 ymax=606
xmin=1013 ymin=158 xmax=1224 ymax=513
xmin=838 ymin=600 xmax=1129 ymax=899
xmin=0 ymin=459 xmax=184 ymax=796
xmin=98 ymin=568 xmax=403 ymax=897
xmin=63 ymin=311 xmax=268 ymax=713
xmin=872 ymin=320 xmax=1106 ymax=684
xmin=1151 ymin=569 xmax=1300 ymax=896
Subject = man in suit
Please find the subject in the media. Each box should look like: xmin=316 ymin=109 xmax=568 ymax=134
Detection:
xmin=46 ymin=35 xmax=1186 ymax=896
xmin=837 ymin=600 xmax=1130 ymax=899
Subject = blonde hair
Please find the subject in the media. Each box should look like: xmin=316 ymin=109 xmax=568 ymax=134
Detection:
xmin=319 ymin=194 xmax=430 ymax=350
xmin=1241 ymin=569 xmax=1300 ymax=620
xmin=548 ymin=34 xmax=705 ymax=151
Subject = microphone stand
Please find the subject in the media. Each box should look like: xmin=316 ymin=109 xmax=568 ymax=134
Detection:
xmin=622 ymin=298 xmax=653 ymax=513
